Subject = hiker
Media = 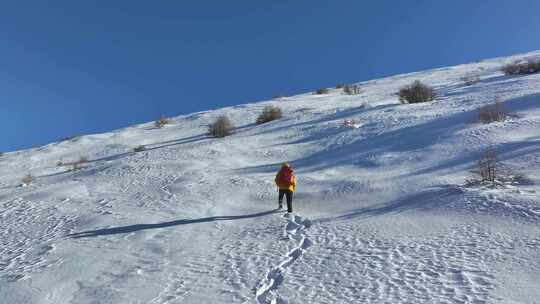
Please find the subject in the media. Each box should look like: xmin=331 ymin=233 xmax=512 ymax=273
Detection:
xmin=275 ymin=163 xmax=296 ymax=213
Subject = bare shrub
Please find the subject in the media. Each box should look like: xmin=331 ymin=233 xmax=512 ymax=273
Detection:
xmin=155 ymin=116 xmax=171 ymax=128
xmin=22 ymin=174 xmax=33 ymax=185
xmin=133 ymin=145 xmax=146 ymax=152
xmin=60 ymin=135 xmax=80 ymax=142
xmin=461 ymin=73 xmax=480 ymax=86
xmin=208 ymin=115 xmax=235 ymax=138
xmin=71 ymin=156 xmax=89 ymax=171
xmin=467 ymin=147 xmax=528 ymax=187
xmin=478 ymin=101 xmax=508 ymax=124
xmin=256 ymin=106 xmax=283 ymax=125
xmin=343 ymin=84 xmax=361 ymax=95
xmin=477 ymin=147 xmax=497 ymax=183
xmin=335 ymin=84 xmax=345 ymax=89
xmin=314 ymin=88 xmax=330 ymax=95
xmin=509 ymin=172 xmax=533 ymax=185
xmin=342 ymin=119 xmax=361 ymax=129
xmin=502 ymin=60 xmax=540 ymax=76
xmin=399 ymin=80 xmax=436 ymax=104
xmin=71 ymin=163 xmax=82 ymax=171
xmin=56 ymin=161 xmax=64 ymax=167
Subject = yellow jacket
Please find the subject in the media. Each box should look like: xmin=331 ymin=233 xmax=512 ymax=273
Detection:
xmin=275 ymin=164 xmax=297 ymax=192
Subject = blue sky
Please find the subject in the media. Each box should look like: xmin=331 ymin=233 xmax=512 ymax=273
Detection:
xmin=1 ymin=1 xmax=539 ymax=152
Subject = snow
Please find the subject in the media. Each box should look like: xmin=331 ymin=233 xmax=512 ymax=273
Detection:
xmin=1 ymin=50 xmax=540 ymax=303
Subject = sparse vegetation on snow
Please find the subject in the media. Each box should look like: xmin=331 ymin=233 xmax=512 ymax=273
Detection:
xmin=155 ymin=116 xmax=171 ymax=128
xmin=467 ymin=147 xmax=528 ymax=187
xmin=314 ymin=88 xmax=330 ymax=95
xmin=208 ymin=115 xmax=235 ymax=137
xmin=342 ymin=118 xmax=361 ymax=129
xmin=70 ymin=157 xmax=89 ymax=171
xmin=398 ymin=80 xmax=437 ymax=103
xmin=133 ymin=145 xmax=146 ymax=152
xmin=478 ymin=101 xmax=508 ymax=123
xmin=21 ymin=173 xmax=33 ymax=185
xmin=474 ymin=147 xmax=498 ymax=183
xmin=256 ymin=106 xmax=283 ymax=125
xmin=343 ymin=84 xmax=361 ymax=95
xmin=461 ymin=73 xmax=481 ymax=86
xmin=502 ymin=59 xmax=540 ymax=75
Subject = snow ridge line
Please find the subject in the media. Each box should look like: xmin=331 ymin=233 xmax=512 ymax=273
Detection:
xmin=255 ymin=214 xmax=312 ymax=304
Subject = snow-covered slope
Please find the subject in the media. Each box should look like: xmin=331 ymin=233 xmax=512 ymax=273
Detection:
xmin=1 ymin=51 xmax=540 ymax=304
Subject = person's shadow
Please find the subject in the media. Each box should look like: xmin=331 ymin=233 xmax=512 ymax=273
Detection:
xmin=67 ymin=209 xmax=280 ymax=239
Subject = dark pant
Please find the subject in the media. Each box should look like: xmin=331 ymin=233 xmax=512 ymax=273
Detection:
xmin=278 ymin=189 xmax=293 ymax=213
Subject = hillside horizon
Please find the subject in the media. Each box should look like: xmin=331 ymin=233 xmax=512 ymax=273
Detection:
xmin=5 ymin=49 xmax=540 ymax=155
xmin=1 ymin=49 xmax=540 ymax=303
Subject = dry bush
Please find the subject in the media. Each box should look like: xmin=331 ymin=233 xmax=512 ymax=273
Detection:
xmin=477 ymin=147 xmax=497 ymax=183
xmin=461 ymin=73 xmax=480 ymax=86
xmin=133 ymin=145 xmax=146 ymax=152
xmin=56 ymin=161 xmax=64 ymax=167
xmin=22 ymin=174 xmax=33 ymax=185
xmin=478 ymin=101 xmax=508 ymax=124
xmin=155 ymin=116 xmax=171 ymax=128
xmin=60 ymin=135 xmax=80 ymax=142
xmin=314 ymin=88 xmax=330 ymax=95
xmin=343 ymin=84 xmax=361 ymax=95
xmin=256 ymin=106 xmax=283 ymax=125
xmin=342 ymin=119 xmax=361 ymax=129
xmin=335 ymin=84 xmax=345 ymax=89
xmin=502 ymin=60 xmax=540 ymax=76
xmin=467 ymin=147 xmax=528 ymax=187
xmin=208 ymin=115 xmax=235 ymax=138
xmin=399 ymin=80 xmax=437 ymax=104
xmin=71 ymin=156 xmax=89 ymax=171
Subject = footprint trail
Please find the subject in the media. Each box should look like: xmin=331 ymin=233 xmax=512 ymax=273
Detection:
xmin=255 ymin=213 xmax=312 ymax=304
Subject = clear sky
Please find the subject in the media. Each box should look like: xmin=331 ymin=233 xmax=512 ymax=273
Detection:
xmin=1 ymin=0 xmax=539 ymax=152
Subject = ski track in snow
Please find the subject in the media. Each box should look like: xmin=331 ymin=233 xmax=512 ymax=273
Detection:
xmin=255 ymin=213 xmax=312 ymax=304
